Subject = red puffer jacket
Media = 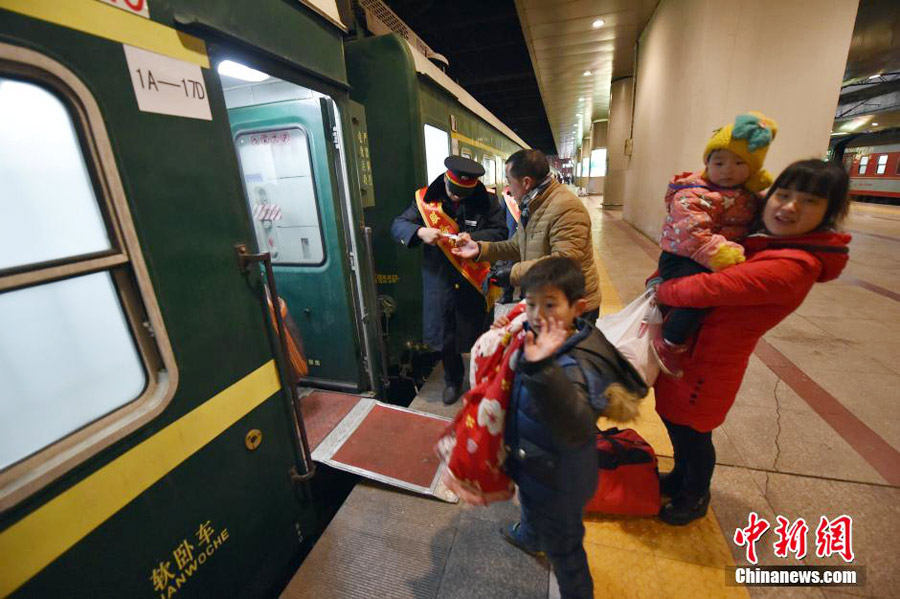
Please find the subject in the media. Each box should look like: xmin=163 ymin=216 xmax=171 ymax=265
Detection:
xmin=654 ymin=230 xmax=851 ymax=432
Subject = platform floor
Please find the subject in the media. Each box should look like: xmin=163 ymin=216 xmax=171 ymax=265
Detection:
xmin=282 ymin=200 xmax=900 ymax=599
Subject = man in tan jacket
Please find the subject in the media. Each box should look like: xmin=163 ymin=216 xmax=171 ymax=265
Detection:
xmin=453 ymin=149 xmax=601 ymax=319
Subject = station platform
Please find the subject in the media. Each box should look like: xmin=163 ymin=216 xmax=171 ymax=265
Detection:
xmin=282 ymin=198 xmax=900 ymax=599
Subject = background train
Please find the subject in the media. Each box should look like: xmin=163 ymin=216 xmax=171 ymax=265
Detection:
xmin=838 ymin=133 xmax=900 ymax=204
xmin=0 ymin=0 xmax=523 ymax=597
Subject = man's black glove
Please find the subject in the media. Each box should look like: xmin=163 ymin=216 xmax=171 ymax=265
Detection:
xmin=488 ymin=263 xmax=513 ymax=288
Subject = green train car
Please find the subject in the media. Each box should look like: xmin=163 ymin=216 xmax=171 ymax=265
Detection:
xmin=346 ymin=33 xmax=526 ymax=375
xmin=0 ymin=1 xmax=524 ymax=597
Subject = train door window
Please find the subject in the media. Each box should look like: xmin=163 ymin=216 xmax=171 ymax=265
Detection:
xmin=876 ymin=154 xmax=888 ymax=175
xmin=218 ymin=64 xmax=328 ymax=266
xmin=234 ymin=129 xmax=324 ymax=264
xmin=496 ymin=156 xmax=504 ymax=186
xmin=423 ymin=124 xmax=450 ymax=184
xmin=858 ymin=156 xmax=869 ymax=174
xmin=482 ymin=154 xmax=495 ymax=186
xmin=0 ymin=46 xmax=174 ymax=507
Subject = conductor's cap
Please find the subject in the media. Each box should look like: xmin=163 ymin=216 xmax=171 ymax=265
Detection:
xmin=444 ymin=155 xmax=484 ymax=198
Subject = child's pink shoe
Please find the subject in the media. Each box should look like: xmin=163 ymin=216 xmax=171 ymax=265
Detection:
xmin=651 ymin=338 xmax=688 ymax=378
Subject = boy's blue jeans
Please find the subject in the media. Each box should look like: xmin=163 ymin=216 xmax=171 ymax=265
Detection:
xmin=518 ymin=490 xmax=593 ymax=599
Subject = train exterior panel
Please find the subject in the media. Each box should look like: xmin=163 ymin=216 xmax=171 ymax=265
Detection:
xmin=0 ymin=1 xmax=530 ymax=597
xmin=0 ymin=1 xmax=376 ymax=597
xmin=843 ymin=142 xmax=900 ymax=202
xmin=345 ymin=34 xmax=525 ymax=370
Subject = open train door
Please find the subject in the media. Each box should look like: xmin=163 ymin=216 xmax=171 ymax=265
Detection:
xmin=299 ymin=390 xmax=458 ymax=502
xmin=220 ymin=65 xmax=379 ymax=393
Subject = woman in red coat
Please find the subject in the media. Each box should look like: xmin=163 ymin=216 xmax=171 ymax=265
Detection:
xmin=651 ymin=160 xmax=852 ymax=525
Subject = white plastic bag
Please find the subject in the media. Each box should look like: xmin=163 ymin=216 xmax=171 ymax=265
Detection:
xmin=595 ymin=288 xmax=663 ymax=386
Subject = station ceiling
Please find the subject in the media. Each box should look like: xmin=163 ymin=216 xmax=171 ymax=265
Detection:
xmin=382 ymin=0 xmax=899 ymax=156
xmin=833 ymin=0 xmax=900 ymax=139
xmin=514 ymin=0 xmax=658 ymax=160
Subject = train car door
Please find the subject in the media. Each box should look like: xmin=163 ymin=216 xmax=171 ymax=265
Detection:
xmin=218 ymin=63 xmax=368 ymax=391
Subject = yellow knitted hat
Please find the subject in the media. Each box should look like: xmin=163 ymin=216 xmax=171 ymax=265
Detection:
xmin=703 ymin=111 xmax=778 ymax=192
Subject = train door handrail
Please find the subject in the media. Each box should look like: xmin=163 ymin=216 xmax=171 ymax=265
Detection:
xmin=236 ymin=244 xmax=316 ymax=482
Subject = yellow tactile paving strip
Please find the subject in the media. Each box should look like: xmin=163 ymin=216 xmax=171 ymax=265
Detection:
xmin=586 ymin=226 xmax=749 ymax=599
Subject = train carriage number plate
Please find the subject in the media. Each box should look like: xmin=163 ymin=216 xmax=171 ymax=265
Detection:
xmin=123 ymin=45 xmax=212 ymax=121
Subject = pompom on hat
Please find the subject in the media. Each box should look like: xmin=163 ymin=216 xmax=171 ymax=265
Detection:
xmin=703 ymin=111 xmax=778 ymax=192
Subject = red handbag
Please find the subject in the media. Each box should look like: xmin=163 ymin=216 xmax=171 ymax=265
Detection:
xmin=586 ymin=428 xmax=661 ymax=516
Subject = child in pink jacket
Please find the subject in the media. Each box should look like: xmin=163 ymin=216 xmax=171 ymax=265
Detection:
xmin=653 ymin=112 xmax=778 ymax=377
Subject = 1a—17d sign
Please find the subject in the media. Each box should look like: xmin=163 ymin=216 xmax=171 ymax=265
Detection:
xmin=123 ymin=45 xmax=212 ymax=121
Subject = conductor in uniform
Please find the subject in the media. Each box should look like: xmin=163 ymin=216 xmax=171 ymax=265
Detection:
xmin=391 ymin=156 xmax=508 ymax=405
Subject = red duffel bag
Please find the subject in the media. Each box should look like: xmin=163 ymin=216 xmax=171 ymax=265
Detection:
xmin=586 ymin=427 xmax=661 ymax=516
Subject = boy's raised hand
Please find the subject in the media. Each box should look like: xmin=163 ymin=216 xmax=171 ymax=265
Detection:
xmin=523 ymin=317 xmax=568 ymax=363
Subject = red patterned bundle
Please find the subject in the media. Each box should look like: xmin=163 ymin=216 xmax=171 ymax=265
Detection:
xmin=436 ymin=304 xmax=528 ymax=505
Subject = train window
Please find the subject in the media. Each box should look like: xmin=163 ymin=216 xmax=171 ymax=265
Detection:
xmin=423 ymin=124 xmax=450 ymax=184
xmin=0 ymin=273 xmax=146 ymax=471
xmin=482 ymin=154 xmax=495 ymax=186
xmin=876 ymin=154 xmax=888 ymax=175
xmin=858 ymin=156 xmax=869 ymax=174
xmin=235 ymin=128 xmax=325 ymax=265
xmin=0 ymin=77 xmax=112 ymax=271
xmin=0 ymin=44 xmax=174 ymax=509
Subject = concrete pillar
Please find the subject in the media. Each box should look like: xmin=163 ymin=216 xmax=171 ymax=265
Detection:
xmin=578 ymin=137 xmax=590 ymax=185
xmin=622 ymin=0 xmax=859 ymax=240
xmin=605 ymin=77 xmax=634 ymax=207
xmin=586 ymin=121 xmax=608 ymax=195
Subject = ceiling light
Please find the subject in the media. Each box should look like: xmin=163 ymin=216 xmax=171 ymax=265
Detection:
xmin=217 ymin=60 xmax=269 ymax=82
xmin=868 ymin=74 xmax=880 ymax=80
xmin=583 ymin=70 xmax=592 ymax=77
xmin=592 ymin=19 xmax=605 ymax=28
xmin=872 ymin=122 xmax=879 ymax=126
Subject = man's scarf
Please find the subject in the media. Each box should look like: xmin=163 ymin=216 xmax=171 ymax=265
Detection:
xmin=436 ymin=304 xmax=528 ymax=505
xmin=518 ymin=175 xmax=553 ymax=229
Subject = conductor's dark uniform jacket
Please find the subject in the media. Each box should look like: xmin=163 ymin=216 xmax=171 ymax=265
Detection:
xmin=390 ymin=174 xmax=508 ymax=354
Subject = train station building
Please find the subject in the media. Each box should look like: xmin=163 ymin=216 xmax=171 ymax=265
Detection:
xmin=0 ymin=1 xmax=898 ymax=598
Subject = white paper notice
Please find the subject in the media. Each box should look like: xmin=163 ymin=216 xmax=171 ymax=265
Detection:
xmin=123 ymin=45 xmax=212 ymax=121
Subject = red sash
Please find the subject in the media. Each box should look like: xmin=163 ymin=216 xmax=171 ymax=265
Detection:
xmin=415 ymin=188 xmax=500 ymax=308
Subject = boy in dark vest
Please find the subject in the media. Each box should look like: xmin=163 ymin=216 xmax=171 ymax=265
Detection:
xmin=501 ymin=257 xmax=646 ymax=598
